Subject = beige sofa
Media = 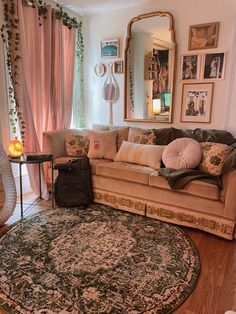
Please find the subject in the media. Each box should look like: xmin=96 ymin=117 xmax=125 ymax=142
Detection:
xmin=43 ymin=126 xmax=236 ymax=240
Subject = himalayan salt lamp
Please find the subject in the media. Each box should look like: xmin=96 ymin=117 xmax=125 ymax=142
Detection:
xmin=8 ymin=140 xmax=23 ymax=157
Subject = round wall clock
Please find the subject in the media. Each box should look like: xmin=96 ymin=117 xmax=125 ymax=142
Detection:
xmin=94 ymin=63 xmax=106 ymax=77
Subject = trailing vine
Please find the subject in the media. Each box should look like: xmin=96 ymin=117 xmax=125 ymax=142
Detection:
xmin=128 ymin=42 xmax=135 ymax=113
xmin=0 ymin=0 xmax=81 ymax=143
xmin=0 ymin=0 xmax=25 ymax=141
xmin=55 ymin=4 xmax=79 ymax=29
xmin=76 ymin=22 xmax=85 ymax=128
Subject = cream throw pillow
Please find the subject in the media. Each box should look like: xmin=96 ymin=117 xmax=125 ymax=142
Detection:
xmin=87 ymin=130 xmax=117 ymax=160
xmin=91 ymin=124 xmax=130 ymax=149
xmin=114 ymin=141 xmax=165 ymax=169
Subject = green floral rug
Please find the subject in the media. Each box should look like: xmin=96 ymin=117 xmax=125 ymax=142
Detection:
xmin=0 ymin=205 xmax=200 ymax=314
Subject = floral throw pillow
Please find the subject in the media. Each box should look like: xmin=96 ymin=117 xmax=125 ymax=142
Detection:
xmin=199 ymin=142 xmax=231 ymax=176
xmin=128 ymin=127 xmax=156 ymax=145
xmin=65 ymin=132 xmax=89 ymax=157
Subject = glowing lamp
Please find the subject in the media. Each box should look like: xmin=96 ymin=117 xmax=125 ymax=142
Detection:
xmin=152 ymin=99 xmax=161 ymax=115
xmin=8 ymin=140 xmax=23 ymax=157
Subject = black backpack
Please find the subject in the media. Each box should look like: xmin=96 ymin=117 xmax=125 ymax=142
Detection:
xmin=54 ymin=157 xmax=93 ymax=207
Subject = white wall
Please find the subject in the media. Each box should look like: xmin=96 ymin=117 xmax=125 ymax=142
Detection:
xmin=84 ymin=0 xmax=236 ymax=133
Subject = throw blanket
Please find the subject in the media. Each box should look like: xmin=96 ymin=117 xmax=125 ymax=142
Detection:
xmin=154 ymin=128 xmax=236 ymax=189
xmin=158 ymin=168 xmax=222 ymax=190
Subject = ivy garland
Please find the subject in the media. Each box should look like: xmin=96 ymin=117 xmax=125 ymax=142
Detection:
xmin=0 ymin=0 xmax=25 ymax=141
xmin=128 ymin=43 xmax=135 ymax=113
xmin=76 ymin=22 xmax=85 ymax=128
xmin=0 ymin=0 xmax=81 ymax=143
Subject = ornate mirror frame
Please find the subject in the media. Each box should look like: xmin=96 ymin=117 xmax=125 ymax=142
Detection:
xmin=124 ymin=11 xmax=176 ymax=123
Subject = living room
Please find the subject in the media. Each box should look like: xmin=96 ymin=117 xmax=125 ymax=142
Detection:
xmin=0 ymin=0 xmax=236 ymax=313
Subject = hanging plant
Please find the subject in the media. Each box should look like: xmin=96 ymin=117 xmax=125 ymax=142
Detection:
xmin=128 ymin=45 xmax=135 ymax=113
xmin=55 ymin=4 xmax=79 ymax=29
xmin=76 ymin=22 xmax=85 ymax=127
xmin=0 ymin=0 xmax=26 ymax=142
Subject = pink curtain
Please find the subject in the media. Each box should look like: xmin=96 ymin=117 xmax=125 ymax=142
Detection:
xmin=15 ymin=1 xmax=76 ymax=199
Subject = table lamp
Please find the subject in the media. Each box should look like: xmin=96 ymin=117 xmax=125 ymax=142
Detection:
xmin=8 ymin=140 xmax=23 ymax=157
xmin=152 ymin=99 xmax=161 ymax=116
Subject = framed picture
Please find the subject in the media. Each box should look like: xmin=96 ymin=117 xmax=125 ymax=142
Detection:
xmin=114 ymin=60 xmax=123 ymax=74
xmin=101 ymin=39 xmax=120 ymax=58
xmin=202 ymin=52 xmax=226 ymax=80
xmin=188 ymin=22 xmax=219 ymax=50
xmin=181 ymin=83 xmax=214 ymax=123
xmin=180 ymin=54 xmax=201 ymax=81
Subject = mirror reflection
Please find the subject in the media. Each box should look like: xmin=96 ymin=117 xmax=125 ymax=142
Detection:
xmin=124 ymin=12 xmax=176 ymax=123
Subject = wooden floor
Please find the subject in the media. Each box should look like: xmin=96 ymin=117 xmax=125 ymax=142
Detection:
xmin=0 ymin=194 xmax=235 ymax=314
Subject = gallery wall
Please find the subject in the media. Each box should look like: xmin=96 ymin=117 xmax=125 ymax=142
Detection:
xmin=84 ymin=0 xmax=236 ymax=134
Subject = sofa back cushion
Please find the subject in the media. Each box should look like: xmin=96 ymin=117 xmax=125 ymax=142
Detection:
xmin=128 ymin=127 xmax=156 ymax=145
xmin=43 ymin=129 xmax=85 ymax=159
xmin=170 ymin=127 xmax=236 ymax=145
xmin=65 ymin=131 xmax=89 ymax=157
xmin=87 ymin=130 xmax=117 ymax=160
xmin=199 ymin=142 xmax=231 ymax=176
xmin=91 ymin=124 xmax=130 ymax=149
xmin=114 ymin=141 xmax=165 ymax=169
xmin=162 ymin=138 xmax=202 ymax=169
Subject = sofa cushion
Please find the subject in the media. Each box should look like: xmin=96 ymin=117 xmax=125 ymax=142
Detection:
xmin=199 ymin=142 xmax=231 ymax=176
xmin=87 ymin=130 xmax=117 ymax=160
xmin=162 ymin=138 xmax=202 ymax=169
xmin=128 ymin=127 xmax=156 ymax=144
xmin=89 ymin=158 xmax=113 ymax=175
xmin=114 ymin=141 xmax=165 ymax=169
xmin=65 ymin=132 xmax=89 ymax=157
xmin=96 ymin=162 xmax=154 ymax=185
xmin=91 ymin=124 xmax=130 ymax=149
xmin=149 ymin=172 xmax=219 ymax=200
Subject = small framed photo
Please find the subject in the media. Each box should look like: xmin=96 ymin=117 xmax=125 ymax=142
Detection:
xmin=202 ymin=52 xmax=226 ymax=80
xmin=101 ymin=39 xmax=120 ymax=58
xmin=114 ymin=60 xmax=123 ymax=74
xmin=181 ymin=82 xmax=214 ymax=123
xmin=180 ymin=54 xmax=201 ymax=81
xmin=188 ymin=22 xmax=219 ymax=50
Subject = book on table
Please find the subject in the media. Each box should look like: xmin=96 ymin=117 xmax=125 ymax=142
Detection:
xmin=23 ymin=152 xmax=53 ymax=161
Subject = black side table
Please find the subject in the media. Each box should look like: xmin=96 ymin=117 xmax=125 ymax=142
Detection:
xmin=9 ymin=154 xmax=54 ymax=219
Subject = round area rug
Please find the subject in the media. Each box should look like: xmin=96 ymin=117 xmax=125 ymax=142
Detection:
xmin=0 ymin=205 xmax=200 ymax=314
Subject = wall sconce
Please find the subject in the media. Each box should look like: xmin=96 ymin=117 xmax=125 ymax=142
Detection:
xmin=152 ymin=99 xmax=161 ymax=116
xmin=8 ymin=140 xmax=23 ymax=157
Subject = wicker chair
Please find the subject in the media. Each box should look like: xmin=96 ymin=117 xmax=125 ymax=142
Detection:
xmin=0 ymin=146 xmax=17 ymax=225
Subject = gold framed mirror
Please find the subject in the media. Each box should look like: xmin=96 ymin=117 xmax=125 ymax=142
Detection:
xmin=124 ymin=11 xmax=176 ymax=123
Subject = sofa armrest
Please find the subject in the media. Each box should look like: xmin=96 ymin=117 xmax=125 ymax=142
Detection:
xmin=222 ymin=169 xmax=236 ymax=219
xmin=43 ymin=129 xmax=81 ymax=159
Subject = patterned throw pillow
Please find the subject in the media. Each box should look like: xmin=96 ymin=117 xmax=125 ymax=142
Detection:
xmin=87 ymin=130 xmax=118 ymax=160
xmin=199 ymin=142 xmax=231 ymax=176
xmin=65 ymin=132 xmax=89 ymax=157
xmin=128 ymin=127 xmax=156 ymax=145
xmin=114 ymin=141 xmax=165 ymax=169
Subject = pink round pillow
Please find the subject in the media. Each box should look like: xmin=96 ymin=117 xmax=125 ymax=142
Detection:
xmin=162 ymin=138 xmax=202 ymax=169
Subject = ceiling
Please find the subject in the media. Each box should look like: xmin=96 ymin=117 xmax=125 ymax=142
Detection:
xmin=57 ymin=0 xmax=150 ymax=15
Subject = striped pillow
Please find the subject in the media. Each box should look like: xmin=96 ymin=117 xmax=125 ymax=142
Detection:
xmin=114 ymin=141 xmax=165 ymax=169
